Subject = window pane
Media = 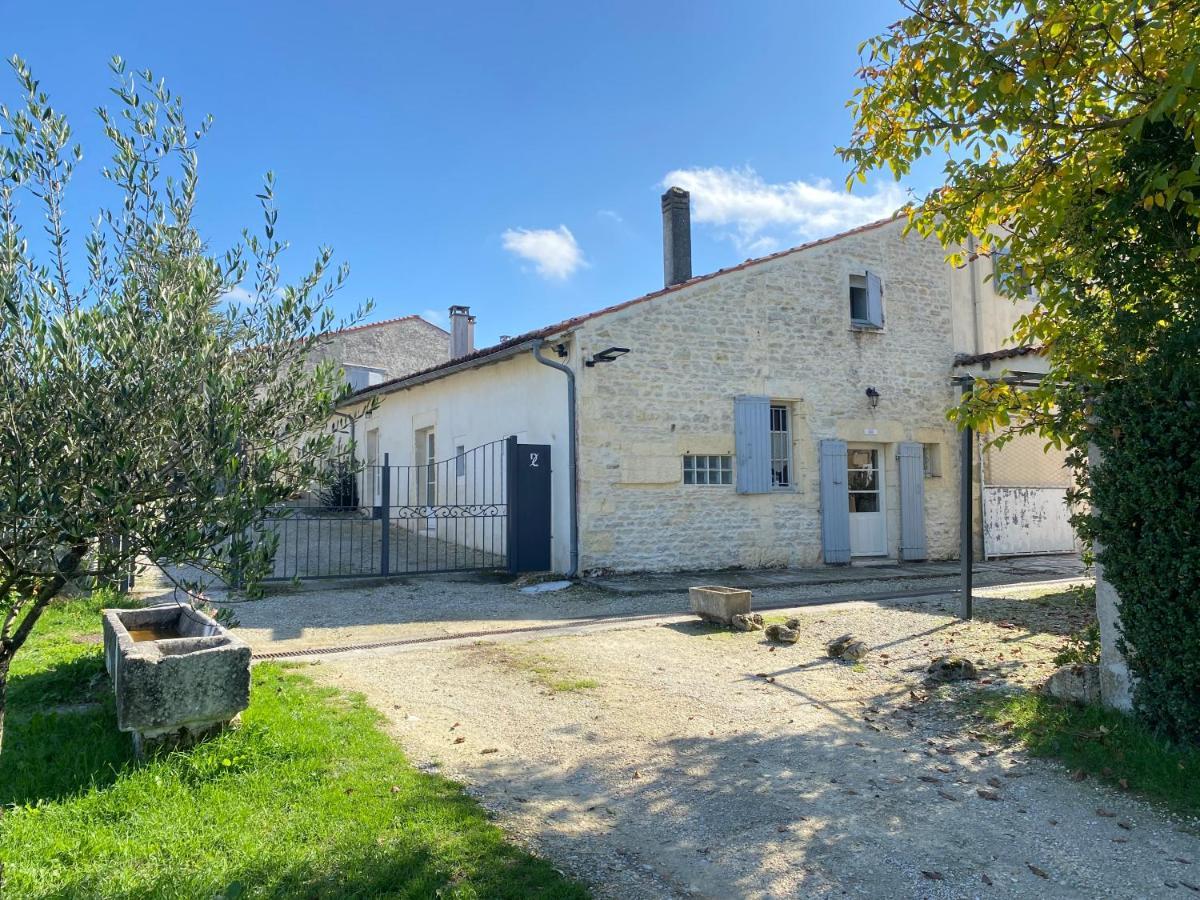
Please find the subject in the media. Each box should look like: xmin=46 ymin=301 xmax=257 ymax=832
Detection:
xmin=850 ymin=286 xmax=869 ymax=321
xmin=849 ymin=492 xmax=880 ymax=513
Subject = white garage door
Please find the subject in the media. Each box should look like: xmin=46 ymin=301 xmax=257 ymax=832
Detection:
xmin=982 ymin=486 xmax=1077 ymax=557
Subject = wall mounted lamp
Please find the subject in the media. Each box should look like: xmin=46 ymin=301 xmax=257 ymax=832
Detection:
xmin=585 ymin=346 xmax=630 ymax=367
xmin=865 ymin=386 xmax=881 ymax=409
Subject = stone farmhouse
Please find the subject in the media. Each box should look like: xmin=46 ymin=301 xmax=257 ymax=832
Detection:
xmin=334 ymin=189 xmax=1071 ymax=576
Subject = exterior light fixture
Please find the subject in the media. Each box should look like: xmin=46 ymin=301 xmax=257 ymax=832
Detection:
xmin=865 ymin=386 xmax=881 ymax=409
xmin=585 ymin=346 xmax=630 ymax=367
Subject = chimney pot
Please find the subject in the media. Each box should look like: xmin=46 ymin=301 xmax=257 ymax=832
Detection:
xmin=661 ymin=186 xmax=692 ymax=288
xmin=449 ymin=305 xmax=475 ymax=358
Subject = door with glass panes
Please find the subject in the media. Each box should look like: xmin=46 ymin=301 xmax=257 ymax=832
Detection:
xmin=847 ymin=445 xmax=887 ymax=556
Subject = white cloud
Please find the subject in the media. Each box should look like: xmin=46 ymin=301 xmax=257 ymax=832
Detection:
xmin=421 ymin=307 xmax=449 ymax=329
xmin=501 ymin=225 xmax=586 ymax=280
xmin=220 ymin=285 xmax=256 ymax=305
xmin=661 ymin=166 xmax=907 ymax=254
xmin=597 ymin=209 xmax=624 ymax=224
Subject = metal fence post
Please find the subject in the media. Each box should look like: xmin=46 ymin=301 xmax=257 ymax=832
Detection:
xmin=380 ymin=454 xmax=391 ymax=577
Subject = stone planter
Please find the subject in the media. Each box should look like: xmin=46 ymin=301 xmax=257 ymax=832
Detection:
xmin=102 ymin=604 xmax=251 ymax=755
xmin=689 ymin=585 xmax=752 ymax=625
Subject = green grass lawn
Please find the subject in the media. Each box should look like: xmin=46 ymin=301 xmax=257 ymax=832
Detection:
xmin=972 ymin=690 xmax=1200 ymax=818
xmin=0 ymin=593 xmax=588 ymax=899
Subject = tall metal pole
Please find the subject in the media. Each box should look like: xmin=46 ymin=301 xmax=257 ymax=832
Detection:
xmin=958 ymin=381 xmax=974 ymax=619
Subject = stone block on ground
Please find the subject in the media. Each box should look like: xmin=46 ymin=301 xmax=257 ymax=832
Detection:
xmin=1044 ymin=663 xmax=1101 ymax=705
xmin=765 ymin=623 xmax=800 ymax=644
xmin=926 ymin=655 xmax=978 ymax=682
xmin=826 ymin=633 xmax=869 ymax=661
xmin=689 ymin=585 xmax=752 ymax=625
xmin=731 ymin=613 xmax=764 ymax=632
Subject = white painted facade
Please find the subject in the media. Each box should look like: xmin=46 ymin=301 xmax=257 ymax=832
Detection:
xmin=343 ymin=352 xmax=572 ymax=572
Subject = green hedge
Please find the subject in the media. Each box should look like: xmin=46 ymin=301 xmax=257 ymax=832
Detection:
xmin=1091 ymin=340 xmax=1200 ymax=743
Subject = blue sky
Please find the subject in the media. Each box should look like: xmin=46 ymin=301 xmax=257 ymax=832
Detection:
xmin=5 ymin=1 xmax=937 ymax=345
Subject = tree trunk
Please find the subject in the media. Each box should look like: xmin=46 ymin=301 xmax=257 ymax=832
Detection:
xmin=0 ymin=543 xmax=87 ymax=757
xmin=0 ymin=652 xmax=10 ymax=757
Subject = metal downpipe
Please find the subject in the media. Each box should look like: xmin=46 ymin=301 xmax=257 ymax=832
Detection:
xmin=532 ymin=340 xmax=579 ymax=578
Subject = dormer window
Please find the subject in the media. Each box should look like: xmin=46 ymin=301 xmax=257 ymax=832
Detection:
xmin=344 ymin=364 xmax=386 ymax=392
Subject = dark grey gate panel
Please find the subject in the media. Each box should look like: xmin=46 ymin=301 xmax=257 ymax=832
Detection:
xmin=260 ymin=440 xmax=508 ymax=580
xmin=897 ymin=441 xmax=928 ymax=561
xmin=819 ymin=439 xmax=851 ymax=564
xmin=506 ymin=437 xmax=552 ymax=573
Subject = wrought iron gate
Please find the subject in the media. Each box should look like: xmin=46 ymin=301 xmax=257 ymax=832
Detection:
xmin=260 ymin=440 xmax=509 ymax=580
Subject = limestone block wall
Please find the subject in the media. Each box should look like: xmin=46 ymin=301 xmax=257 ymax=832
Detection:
xmin=568 ymin=219 xmax=964 ymax=573
xmin=313 ymin=316 xmax=449 ymax=381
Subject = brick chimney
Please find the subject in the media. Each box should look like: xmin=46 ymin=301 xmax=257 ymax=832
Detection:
xmin=661 ymin=186 xmax=692 ymax=288
xmin=449 ymin=305 xmax=475 ymax=358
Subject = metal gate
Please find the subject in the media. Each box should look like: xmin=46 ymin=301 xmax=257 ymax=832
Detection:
xmin=261 ymin=440 xmax=510 ymax=580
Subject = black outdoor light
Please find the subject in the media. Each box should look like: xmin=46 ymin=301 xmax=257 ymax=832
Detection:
xmin=865 ymin=386 xmax=881 ymax=409
xmin=585 ymin=346 xmax=630 ymax=367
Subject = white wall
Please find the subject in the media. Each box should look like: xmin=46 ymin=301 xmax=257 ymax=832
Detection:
xmin=346 ymin=351 xmax=572 ymax=573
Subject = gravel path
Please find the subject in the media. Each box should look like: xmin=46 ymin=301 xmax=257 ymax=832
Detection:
xmin=305 ymin=590 xmax=1199 ymax=899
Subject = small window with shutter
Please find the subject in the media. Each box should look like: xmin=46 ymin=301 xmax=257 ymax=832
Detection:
xmin=849 ymin=271 xmax=884 ymax=328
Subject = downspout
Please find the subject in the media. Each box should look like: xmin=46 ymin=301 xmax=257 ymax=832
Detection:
xmin=532 ymin=339 xmax=579 ymax=578
xmin=967 ymin=234 xmax=984 ymax=355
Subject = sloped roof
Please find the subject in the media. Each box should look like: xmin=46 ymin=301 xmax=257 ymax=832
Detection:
xmin=342 ymin=213 xmax=903 ymax=405
xmin=329 ymin=313 xmax=448 ymax=337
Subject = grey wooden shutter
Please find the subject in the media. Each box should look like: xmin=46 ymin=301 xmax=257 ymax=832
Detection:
xmin=898 ymin=441 xmax=928 ymax=561
xmin=819 ymin=439 xmax=851 ymax=563
xmin=734 ymin=395 xmax=771 ymax=494
xmin=866 ymin=271 xmax=884 ymax=327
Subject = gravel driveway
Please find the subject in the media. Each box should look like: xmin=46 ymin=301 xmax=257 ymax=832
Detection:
xmin=293 ymin=583 xmax=1200 ymax=899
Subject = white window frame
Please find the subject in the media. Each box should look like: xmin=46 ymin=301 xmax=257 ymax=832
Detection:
xmin=683 ymin=454 xmax=733 ymax=486
xmin=849 ymin=273 xmax=870 ymax=325
xmin=769 ymin=404 xmax=793 ymax=489
xmin=922 ymin=443 xmax=943 ymax=478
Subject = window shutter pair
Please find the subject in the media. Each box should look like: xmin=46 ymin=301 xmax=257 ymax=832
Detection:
xmin=818 ymin=439 xmax=927 ymax=564
xmin=733 ymin=395 xmax=772 ymax=494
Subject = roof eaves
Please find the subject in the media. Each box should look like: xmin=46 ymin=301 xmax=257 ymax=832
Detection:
xmin=953 ymin=345 xmax=1044 ymax=366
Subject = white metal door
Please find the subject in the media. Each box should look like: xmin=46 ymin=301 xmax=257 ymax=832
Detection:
xmin=983 ymin=487 xmax=1077 ymax=557
xmin=848 ymin=446 xmax=887 ymax=556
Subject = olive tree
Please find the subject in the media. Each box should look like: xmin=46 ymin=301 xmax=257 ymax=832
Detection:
xmin=0 ymin=57 xmax=367 ymax=750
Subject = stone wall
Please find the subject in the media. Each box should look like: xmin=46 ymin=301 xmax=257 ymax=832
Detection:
xmin=569 ymin=219 xmax=966 ymax=573
xmin=313 ymin=315 xmax=449 ymax=381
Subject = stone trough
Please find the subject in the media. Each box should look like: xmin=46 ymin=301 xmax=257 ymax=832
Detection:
xmin=102 ymin=604 xmax=251 ymax=755
xmin=689 ymin=585 xmax=752 ymax=625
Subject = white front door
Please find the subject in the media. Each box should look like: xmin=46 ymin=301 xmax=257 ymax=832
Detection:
xmin=365 ymin=428 xmax=382 ymax=506
xmin=848 ymin=446 xmax=887 ymax=556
